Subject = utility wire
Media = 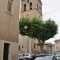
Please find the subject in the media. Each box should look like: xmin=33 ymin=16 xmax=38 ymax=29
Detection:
xmin=43 ymin=9 xmax=60 ymax=15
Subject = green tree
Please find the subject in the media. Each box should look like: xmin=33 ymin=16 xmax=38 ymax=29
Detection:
xmin=36 ymin=19 xmax=58 ymax=53
xmin=19 ymin=17 xmax=58 ymax=53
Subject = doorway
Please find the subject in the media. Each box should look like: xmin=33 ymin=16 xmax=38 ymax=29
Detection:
xmin=3 ymin=43 xmax=10 ymax=60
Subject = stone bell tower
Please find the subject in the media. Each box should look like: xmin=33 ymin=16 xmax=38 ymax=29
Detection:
xmin=21 ymin=0 xmax=42 ymax=19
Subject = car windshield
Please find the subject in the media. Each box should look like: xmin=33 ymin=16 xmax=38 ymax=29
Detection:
xmin=55 ymin=54 xmax=60 ymax=57
xmin=19 ymin=54 xmax=22 ymax=56
xmin=25 ymin=54 xmax=29 ymax=56
xmin=22 ymin=54 xmax=25 ymax=56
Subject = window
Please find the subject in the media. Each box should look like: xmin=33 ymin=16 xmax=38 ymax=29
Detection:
xmin=24 ymin=4 xmax=26 ymax=11
xmin=56 ymin=42 xmax=58 ymax=45
xmin=37 ymin=4 xmax=38 ymax=10
xmin=38 ymin=0 xmax=42 ymax=5
xmin=22 ymin=46 xmax=23 ymax=48
xmin=7 ymin=0 xmax=13 ymax=12
xmin=34 ymin=44 xmax=35 ymax=49
xmin=56 ymin=46 xmax=59 ymax=51
xmin=30 ymin=2 xmax=32 ymax=10
xmin=19 ymin=45 xmax=20 ymax=51
xmin=27 ymin=14 xmax=28 ymax=16
xmin=39 ymin=6 xmax=41 ymax=10
xmin=27 ymin=0 xmax=29 ymax=3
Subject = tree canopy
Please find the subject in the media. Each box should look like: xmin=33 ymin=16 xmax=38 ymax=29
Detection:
xmin=19 ymin=17 xmax=58 ymax=42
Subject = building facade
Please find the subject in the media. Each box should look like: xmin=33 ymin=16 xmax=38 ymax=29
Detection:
xmin=35 ymin=42 xmax=54 ymax=54
xmin=19 ymin=34 xmax=31 ymax=53
xmin=19 ymin=0 xmax=42 ymax=54
xmin=43 ymin=42 xmax=53 ymax=54
xmin=55 ymin=39 xmax=60 ymax=52
xmin=52 ymin=44 xmax=55 ymax=54
xmin=19 ymin=35 xmax=54 ymax=54
xmin=0 ymin=0 xmax=20 ymax=60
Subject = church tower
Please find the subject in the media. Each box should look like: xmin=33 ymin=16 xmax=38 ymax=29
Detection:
xmin=21 ymin=0 xmax=42 ymax=19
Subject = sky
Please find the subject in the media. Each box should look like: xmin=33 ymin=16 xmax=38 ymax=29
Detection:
xmin=42 ymin=0 xmax=60 ymax=43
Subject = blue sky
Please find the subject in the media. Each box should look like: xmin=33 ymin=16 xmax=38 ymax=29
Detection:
xmin=42 ymin=0 xmax=60 ymax=43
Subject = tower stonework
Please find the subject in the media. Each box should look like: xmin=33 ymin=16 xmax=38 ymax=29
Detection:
xmin=21 ymin=0 xmax=42 ymax=19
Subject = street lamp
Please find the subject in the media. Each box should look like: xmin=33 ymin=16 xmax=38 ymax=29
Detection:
xmin=24 ymin=25 xmax=27 ymax=29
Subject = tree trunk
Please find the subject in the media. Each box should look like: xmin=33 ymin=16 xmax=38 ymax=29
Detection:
xmin=40 ymin=44 xmax=44 ymax=53
xmin=38 ymin=40 xmax=44 ymax=54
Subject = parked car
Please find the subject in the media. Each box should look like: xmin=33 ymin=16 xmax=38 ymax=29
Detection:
xmin=37 ymin=54 xmax=45 ymax=57
xmin=52 ymin=53 xmax=60 ymax=60
xmin=24 ymin=53 xmax=33 ymax=59
xmin=18 ymin=54 xmax=25 ymax=60
xmin=35 ymin=54 xmax=52 ymax=60
xmin=56 ymin=52 xmax=60 ymax=54
xmin=19 ymin=53 xmax=33 ymax=60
